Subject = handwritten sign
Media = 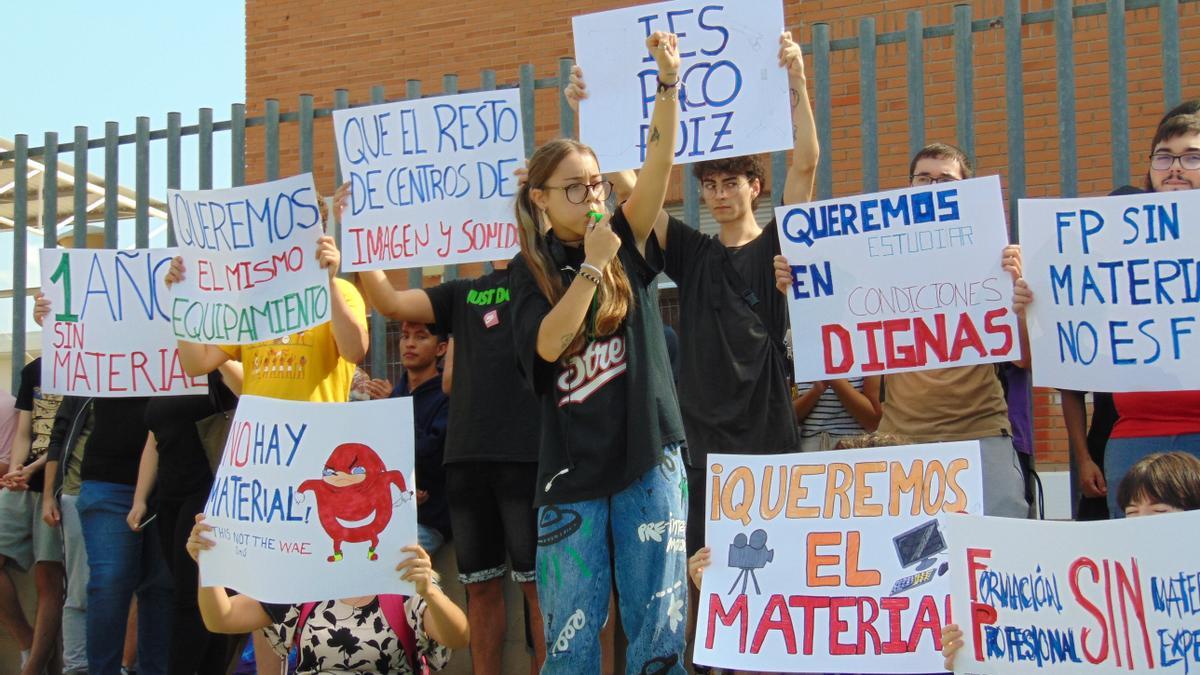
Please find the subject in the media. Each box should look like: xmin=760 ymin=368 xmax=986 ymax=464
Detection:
xmin=199 ymin=395 xmax=417 ymax=603
xmin=1018 ymin=189 xmax=1200 ymax=391
xmin=167 ymin=174 xmax=329 ymax=345
xmin=572 ymin=0 xmax=792 ymax=172
xmin=695 ymin=442 xmax=984 ymax=673
xmin=777 ymin=176 xmax=1018 ymax=382
xmin=332 ymin=89 xmax=524 ymax=271
xmin=945 ymin=511 xmax=1200 ymax=674
xmin=38 ymin=248 xmax=206 ymax=397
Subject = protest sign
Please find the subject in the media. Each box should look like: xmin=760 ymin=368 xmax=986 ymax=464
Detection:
xmin=776 ymin=176 xmax=1018 ymax=382
xmin=945 ymin=511 xmax=1200 ymax=674
xmin=332 ymin=89 xmax=524 ymax=271
xmin=167 ymin=173 xmax=329 ymax=345
xmin=39 ymin=247 xmax=206 ymax=397
xmin=1018 ymin=189 xmax=1200 ymax=391
xmin=572 ymin=0 xmax=792 ymax=172
xmin=199 ymin=395 xmax=417 ymax=603
xmin=695 ymin=442 xmax=984 ymax=673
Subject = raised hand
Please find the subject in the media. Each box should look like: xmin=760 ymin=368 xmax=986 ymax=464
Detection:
xmin=564 ymin=65 xmax=587 ymax=113
xmin=779 ymin=31 xmax=806 ymax=80
xmin=186 ymin=513 xmax=216 ymax=563
xmin=647 ymin=31 xmax=681 ymax=83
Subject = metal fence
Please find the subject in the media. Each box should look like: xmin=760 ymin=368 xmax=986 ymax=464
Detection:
xmin=0 ymin=0 xmax=1190 ymax=391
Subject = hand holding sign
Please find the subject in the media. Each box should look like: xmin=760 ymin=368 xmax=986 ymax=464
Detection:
xmin=316 ymin=235 xmax=341 ymax=278
xmin=646 ymin=31 xmax=681 ymax=83
xmin=33 ymin=292 xmax=49 ymax=327
xmin=779 ymin=31 xmax=805 ymax=80
xmin=187 ymin=513 xmax=216 ymax=563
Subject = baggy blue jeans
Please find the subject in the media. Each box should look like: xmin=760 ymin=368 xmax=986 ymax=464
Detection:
xmin=536 ymin=443 xmax=689 ymax=674
xmin=77 ymin=480 xmax=173 ymax=675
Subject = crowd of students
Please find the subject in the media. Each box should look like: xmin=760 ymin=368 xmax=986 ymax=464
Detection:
xmin=0 ymin=24 xmax=1196 ymax=675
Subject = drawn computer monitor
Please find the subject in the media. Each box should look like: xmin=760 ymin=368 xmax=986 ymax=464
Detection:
xmin=892 ymin=518 xmax=947 ymax=571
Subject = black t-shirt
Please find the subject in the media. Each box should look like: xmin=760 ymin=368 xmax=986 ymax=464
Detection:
xmin=81 ymin=397 xmax=151 ymax=486
xmin=14 ymin=359 xmax=63 ymax=493
xmin=510 ymin=208 xmax=685 ymax=506
xmin=145 ymin=373 xmax=237 ymax=498
xmin=425 ymin=268 xmax=540 ymax=464
xmin=663 ymin=215 xmax=799 ymax=466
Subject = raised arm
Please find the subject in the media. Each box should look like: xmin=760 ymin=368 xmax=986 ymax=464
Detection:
xmin=317 ymin=236 xmax=369 ymax=364
xmin=780 ymin=31 xmax=819 ymax=205
xmin=621 ymin=32 xmax=681 ymax=245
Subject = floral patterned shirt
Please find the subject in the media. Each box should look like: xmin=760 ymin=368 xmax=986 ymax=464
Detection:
xmin=262 ymin=595 xmax=452 ymax=674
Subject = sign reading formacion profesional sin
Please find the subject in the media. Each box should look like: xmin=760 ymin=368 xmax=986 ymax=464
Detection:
xmin=167 ymin=174 xmax=330 ymax=345
xmin=332 ymin=88 xmax=525 ymax=271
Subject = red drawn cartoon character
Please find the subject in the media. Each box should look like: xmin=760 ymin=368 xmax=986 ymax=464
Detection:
xmin=298 ymin=442 xmax=409 ymax=562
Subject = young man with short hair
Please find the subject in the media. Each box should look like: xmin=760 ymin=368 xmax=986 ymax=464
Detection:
xmin=389 ymin=321 xmax=452 ymax=554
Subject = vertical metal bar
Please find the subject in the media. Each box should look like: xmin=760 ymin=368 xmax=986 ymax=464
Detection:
xmin=559 ymin=57 xmax=576 ymax=139
xmin=1107 ymin=0 xmax=1130 ymax=189
xmin=813 ymin=23 xmax=833 ymax=200
xmin=771 ymin=151 xmax=787 ymax=204
xmin=1161 ymin=0 xmax=1181 ymax=110
xmin=199 ymin=108 xmax=214 ymax=190
xmin=72 ymin=126 xmax=88 ymax=247
xmin=135 ymin=117 xmax=150 ymax=248
xmin=366 ymin=84 xmax=390 ymax=377
xmin=683 ymin=170 xmax=700 ymax=227
xmin=299 ymin=94 xmax=314 ymax=174
xmin=906 ymin=11 xmax=926 ymax=159
xmin=167 ymin=113 xmax=181 ymax=246
xmin=265 ymin=99 xmax=280 ymax=181
xmin=859 ymin=18 xmax=878 ymax=193
xmin=480 ymin=70 xmax=497 ymax=274
xmin=42 ymin=132 xmax=58 ymax=248
xmin=332 ymin=89 xmax=350 ymax=279
xmin=231 ymin=104 xmax=246 ymax=187
xmin=1055 ymin=0 xmax=1078 ymax=197
xmin=12 ymin=137 xmax=28 ymax=389
xmin=103 ymin=121 xmax=119 ymax=248
xmin=1004 ymin=0 xmax=1027 ymax=240
xmin=333 ymin=90 xmax=350 ymax=189
xmin=954 ymin=4 xmax=975 ymax=162
xmin=441 ymin=76 xmax=459 ymax=282
xmin=519 ymin=64 xmax=536 ymax=158
xmin=406 ymin=80 xmax=424 ymax=292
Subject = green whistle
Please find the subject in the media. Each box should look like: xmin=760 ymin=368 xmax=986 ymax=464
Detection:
xmin=587 ymin=211 xmax=604 ymax=224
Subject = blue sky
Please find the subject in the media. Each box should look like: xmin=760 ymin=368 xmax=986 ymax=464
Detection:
xmin=1 ymin=1 xmax=244 ymax=333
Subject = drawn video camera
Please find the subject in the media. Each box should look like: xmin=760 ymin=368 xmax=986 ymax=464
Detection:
xmin=727 ymin=529 xmax=774 ymax=571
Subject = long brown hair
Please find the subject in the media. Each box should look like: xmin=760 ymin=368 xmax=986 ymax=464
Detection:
xmin=516 ymin=139 xmax=633 ymax=358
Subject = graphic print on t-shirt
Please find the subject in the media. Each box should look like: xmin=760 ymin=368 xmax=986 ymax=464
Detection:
xmin=30 ymin=387 xmax=63 ymax=461
xmin=556 ymin=335 xmax=627 ymax=407
xmin=247 ymin=332 xmax=316 ymax=382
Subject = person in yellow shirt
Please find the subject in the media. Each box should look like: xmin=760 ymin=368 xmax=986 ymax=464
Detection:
xmin=166 ymin=235 xmax=368 ymax=403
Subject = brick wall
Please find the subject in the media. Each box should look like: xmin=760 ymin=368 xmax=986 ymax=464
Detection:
xmin=245 ymin=0 xmax=1200 ymax=469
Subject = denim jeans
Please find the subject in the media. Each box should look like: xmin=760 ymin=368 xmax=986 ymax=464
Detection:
xmin=1105 ymin=433 xmax=1200 ymax=518
xmin=77 ymin=480 xmax=173 ymax=675
xmin=60 ymin=493 xmax=89 ymax=672
xmin=537 ymin=443 xmax=688 ymax=674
